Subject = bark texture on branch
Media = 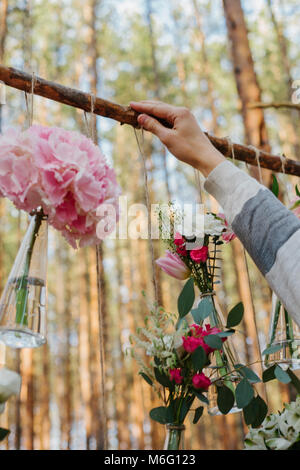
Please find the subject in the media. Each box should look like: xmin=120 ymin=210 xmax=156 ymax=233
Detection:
xmin=248 ymin=101 xmax=300 ymax=111
xmin=0 ymin=64 xmax=300 ymax=176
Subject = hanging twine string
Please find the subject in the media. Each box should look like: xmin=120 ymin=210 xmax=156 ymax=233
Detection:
xmin=193 ymin=168 xmax=203 ymax=205
xmin=24 ymin=71 xmax=36 ymax=128
xmin=248 ymin=145 xmax=263 ymax=183
xmin=87 ymin=93 xmax=108 ymax=450
xmin=134 ymin=127 xmax=159 ymax=305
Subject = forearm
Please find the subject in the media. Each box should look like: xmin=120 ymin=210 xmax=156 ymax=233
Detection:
xmin=204 ymin=161 xmax=300 ymax=327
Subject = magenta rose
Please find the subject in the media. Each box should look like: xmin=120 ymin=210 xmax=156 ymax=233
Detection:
xmin=169 ymin=368 xmax=183 ymax=385
xmin=190 ymin=246 xmax=209 ymax=263
xmin=192 ymin=372 xmax=211 ymax=390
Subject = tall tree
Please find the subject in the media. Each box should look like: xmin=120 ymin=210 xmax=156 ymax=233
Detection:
xmin=223 ymin=0 xmax=270 ymax=154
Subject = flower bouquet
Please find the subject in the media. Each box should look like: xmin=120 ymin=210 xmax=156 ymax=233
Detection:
xmin=0 ymin=125 xmax=120 ymax=347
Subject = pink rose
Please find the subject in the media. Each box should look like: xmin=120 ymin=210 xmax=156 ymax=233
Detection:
xmin=217 ymin=213 xmax=236 ymax=243
xmin=190 ymin=246 xmax=209 ymax=263
xmin=192 ymin=372 xmax=211 ymax=390
xmin=156 ymin=250 xmax=191 ymax=280
xmin=174 ymin=232 xmax=185 ymax=246
xmin=169 ymin=368 xmax=183 ymax=385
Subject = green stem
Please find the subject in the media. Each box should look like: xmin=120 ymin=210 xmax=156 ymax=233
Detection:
xmin=15 ymin=211 xmax=44 ymax=326
xmin=284 ymin=308 xmax=294 ymax=357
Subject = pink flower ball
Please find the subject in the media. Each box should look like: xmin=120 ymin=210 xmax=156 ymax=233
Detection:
xmin=0 ymin=126 xmax=121 ymax=248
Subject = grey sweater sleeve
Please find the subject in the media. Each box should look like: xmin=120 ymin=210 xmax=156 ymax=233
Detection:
xmin=204 ymin=160 xmax=300 ymax=327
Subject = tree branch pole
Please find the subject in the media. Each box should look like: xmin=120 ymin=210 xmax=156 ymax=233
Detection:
xmin=1 ymin=65 xmax=300 ymax=177
xmin=248 ymin=101 xmax=300 ymax=111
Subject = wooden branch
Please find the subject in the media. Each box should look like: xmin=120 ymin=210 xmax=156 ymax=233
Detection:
xmin=1 ymin=65 xmax=300 ymax=177
xmin=248 ymin=101 xmax=300 ymax=111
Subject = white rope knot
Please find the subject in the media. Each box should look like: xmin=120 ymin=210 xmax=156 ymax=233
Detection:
xmin=280 ymin=154 xmax=287 ymax=175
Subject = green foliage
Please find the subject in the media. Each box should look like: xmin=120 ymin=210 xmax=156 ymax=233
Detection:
xmin=0 ymin=428 xmax=10 ymax=441
xmin=274 ymin=365 xmax=291 ymax=384
xmin=262 ymin=344 xmax=283 ymax=355
xmin=177 ymin=278 xmax=195 ymax=318
xmin=204 ymin=334 xmax=223 ymax=350
xmin=235 ymin=364 xmax=261 ymax=384
xmin=271 ymin=174 xmax=279 ymax=197
xmin=139 ymin=372 xmax=153 ymax=386
xmin=217 ymin=385 xmax=235 ymax=414
xmin=154 ymin=367 xmax=174 ymax=391
xmin=235 ymin=378 xmax=254 ymax=409
xmin=150 ymin=406 xmax=173 ymax=425
xmin=226 ymin=302 xmax=244 ymax=328
xmin=243 ymin=395 xmax=268 ymax=428
xmin=286 ymin=369 xmax=300 ymax=393
xmin=191 ymin=297 xmax=213 ymax=323
xmin=191 ymin=346 xmax=207 ymax=371
xmin=193 ymin=406 xmax=204 ymax=424
xmin=262 ymin=364 xmax=277 ymax=383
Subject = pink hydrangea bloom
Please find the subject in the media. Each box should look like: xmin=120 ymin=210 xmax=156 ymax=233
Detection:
xmin=169 ymin=368 xmax=183 ymax=385
xmin=156 ymin=250 xmax=191 ymax=280
xmin=192 ymin=372 xmax=211 ymax=390
xmin=0 ymin=126 xmax=121 ymax=248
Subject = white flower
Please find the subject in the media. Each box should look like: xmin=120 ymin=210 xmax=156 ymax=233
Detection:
xmin=266 ymin=438 xmax=293 ymax=450
xmin=244 ymin=396 xmax=300 ymax=450
xmin=0 ymin=368 xmax=21 ymax=403
xmin=204 ymin=214 xmax=225 ymax=236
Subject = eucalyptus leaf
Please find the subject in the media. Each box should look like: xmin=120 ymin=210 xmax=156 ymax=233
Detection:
xmin=235 ymin=378 xmax=254 ymax=409
xmin=178 ymin=278 xmax=195 ymax=318
xmin=296 ymin=184 xmax=300 ymax=198
xmin=154 ymin=367 xmax=174 ymax=390
xmin=149 ymin=406 xmax=172 ymax=425
xmin=262 ymin=364 xmax=276 ymax=383
xmin=234 ymin=364 xmax=261 ymax=384
xmin=243 ymin=395 xmax=267 ymax=428
xmin=274 ymin=365 xmax=291 ymax=384
xmin=262 ymin=344 xmax=283 ymax=355
xmin=139 ymin=372 xmax=153 ymax=387
xmin=191 ymin=346 xmax=207 ymax=371
xmin=216 ymin=330 xmax=235 ymax=338
xmin=217 ymin=385 xmax=235 ymax=414
xmin=204 ymin=334 xmax=223 ymax=350
xmin=179 ymin=395 xmax=195 ymax=422
xmin=0 ymin=428 xmax=10 ymax=441
xmin=226 ymin=302 xmax=244 ymax=328
xmin=193 ymin=406 xmax=204 ymax=424
xmin=191 ymin=297 xmax=213 ymax=324
xmin=194 ymin=391 xmax=209 ymax=405
xmin=287 ymin=368 xmax=300 ymax=393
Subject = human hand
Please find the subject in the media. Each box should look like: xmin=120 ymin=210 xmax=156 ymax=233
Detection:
xmin=130 ymin=100 xmax=225 ymax=177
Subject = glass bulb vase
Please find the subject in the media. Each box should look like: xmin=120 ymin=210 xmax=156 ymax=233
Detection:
xmin=264 ymin=293 xmax=300 ymax=370
xmin=0 ymin=209 xmax=48 ymax=348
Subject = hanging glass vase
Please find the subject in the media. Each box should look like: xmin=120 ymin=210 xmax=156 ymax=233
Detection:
xmin=163 ymin=424 xmax=185 ymax=450
xmin=202 ymin=294 xmax=241 ymax=416
xmin=264 ymin=293 xmax=300 ymax=370
xmin=0 ymin=209 xmax=48 ymax=348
